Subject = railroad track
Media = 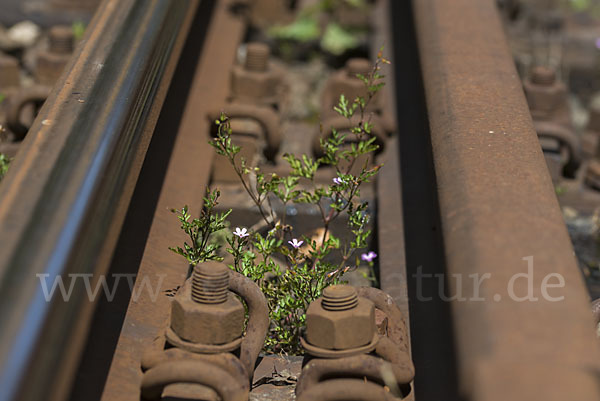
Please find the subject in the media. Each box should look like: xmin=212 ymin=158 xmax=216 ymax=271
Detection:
xmin=0 ymin=0 xmax=599 ymax=400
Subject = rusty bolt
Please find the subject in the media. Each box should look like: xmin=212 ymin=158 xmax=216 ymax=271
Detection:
xmin=230 ymin=42 xmax=282 ymax=105
xmin=0 ymin=53 xmax=20 ymax=89
xmin=346 ymin=58 xmax=371 ymax=79
xmin=48 ymin=26 xmax=74 ymax=54
xmin=584 ymin=159 xmax=600 ymax=191
xmin=35 ymin=25 xmax=74 ymax=85
xmin=305 ymin=285 xmax=375 ymax=351
xmin=334 ymin=1 xmax=371 ymax=29
xmin=523 ymin=65 xmax=567 ymax=119
xmin=530 ymin=66 xmax=556 ymax=86
xmin=170 ymin=262 xmax=245 ymax=345
xmin=322 ymin=58 xmax=382 ymax=120
xmin=245 ymin=42 xmax=269 ymax=72
xmin=248 ymin=0 xmax=294 ymax=29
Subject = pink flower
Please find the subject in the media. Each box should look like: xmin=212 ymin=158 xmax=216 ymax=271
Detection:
xmin=361 ymin=251 xmax=377 ymax=262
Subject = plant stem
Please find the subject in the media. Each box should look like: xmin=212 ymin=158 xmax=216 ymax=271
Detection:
xmin=228 ymin=153 xmax=274 ymax=229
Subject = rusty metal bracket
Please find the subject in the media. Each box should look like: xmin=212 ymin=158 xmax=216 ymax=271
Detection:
xmin=230 ymin=42 xmax=286 ymax=109
xmin=592 ymin=298 xmax=600 ymax=327
xmin=534 ymin=120 xmax=582 ymax=175
xmin=356 ymin=287 xmax=411 ymax=356
xmin=138 ymin=268 xmax=268 ymax=400
xmin=208 ymin=102 xmax=282 ymax=160
xmin=296 ymin=344 xmax=414 ymax=396
xmin=229 ymin=270 xmax=270 ymax=380
xmin=141 ymin=360 xmax=248 ymax=401
xmin=140 ymin=349 xmax=249 ymax=400
xmin=296 ymin=378 xmax=400 ymax=401
xmin=6 ymin=86 xmax=52 ymax=140
xmin=297 ymin=285 xmax=414 ymax=401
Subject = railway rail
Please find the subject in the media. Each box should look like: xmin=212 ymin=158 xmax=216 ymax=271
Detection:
xmin=0 ymin=0 xmax=598 ymax=400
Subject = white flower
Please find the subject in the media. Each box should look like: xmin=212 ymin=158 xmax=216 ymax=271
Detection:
xmin=288 ymin=238 xmax=304 ymax=249
xmin=233 ymin=227 xmax=249 ymax=238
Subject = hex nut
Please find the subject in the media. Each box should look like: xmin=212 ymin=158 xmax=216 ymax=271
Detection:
xmin=346 ymin=58 xmax=371 ymax=78
xmin=305 ymin=287 xmax=375 ymax=350
xmin=530 ymin=66 xmax=556 ymax=86
xmin=245 ymin=43 xmax=270 ymax=72
xmin=212 ymin=132 xmax=261 ymax=183
xmin=249 ymin=0 xmax=294 ymax=28
xmin=523 ymin=78 xmax=567 ymax=118
xmin=0 ymin=54 xmax=20 ymax=88
xmin=170 ymin=282 xmax=245 ymax=345
xmin=35 ymin=51 xmax=71 ymax=85
xmin=334 ymin=3 xmax=370 ymax=29
xmin=321 ymin=59 xmax=382 ymax=120
xmin=48 ymin=25 xmax=74 ymax=54
xmin=325 ymin=73 xmax=366 ymax=108
xmin=585 ymin=160 xmax=600 ymax=191
xmin=230 ymin=64 xmax=281 ymax=104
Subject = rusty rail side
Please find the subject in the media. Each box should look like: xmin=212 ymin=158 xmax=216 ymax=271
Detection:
xmin=0 ymin=0 xmax=199 ymax=400
xmin=413 ymin=0 xmax=600 ymax=400
xmin=373 ymin=0 xmax=410 ymax=321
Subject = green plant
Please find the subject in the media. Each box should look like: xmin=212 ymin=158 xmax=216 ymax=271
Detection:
xmin=169 ymin=190 xmax=231 ymax=265
xmin=321 ymin=22 xmax=360 ymax=56
xmin=269 ymin=16 xmax=321 ymax=42
xmin=0 ymin=154 xmax=10 ymax=181
xmin=560 ymin=0 xmax=600 ymax=17
xmin=268 ymin=0 xmax=369 ymax=56
xmin=172 ymin=50 xmax=389 ymax=354
xmin=72 ymin=21 xmax=86 ymax=41
xmin=567 ymin=0 xmax=592 ymax=11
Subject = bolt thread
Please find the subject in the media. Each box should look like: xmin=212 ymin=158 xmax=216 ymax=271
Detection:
xmin=245 ymin=43 xmax=269 ymax=72
xmin=322 ymin=285 xmax=358 ymax=311
xmin=49 ymin=26 xmax=74 ymax=54
xmin=530 ymin=66 xmax=556 ymax=86
xmin=191 ymin=262 xmax=230 ymax=304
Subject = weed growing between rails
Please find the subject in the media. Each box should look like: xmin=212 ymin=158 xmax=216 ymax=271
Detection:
xmin=0 ymin=122 xmax=10 ymax=182
xmin=0 ymin=154 xmax=10 ymax=181
xmin=171 ymin=49 xmax=390 ymax=354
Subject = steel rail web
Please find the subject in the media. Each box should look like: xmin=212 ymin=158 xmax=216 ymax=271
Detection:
xmin=412 ymin=0 xmax=600 ymax=400
xmin=0 ymin=0 xmax=199 ymax=400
